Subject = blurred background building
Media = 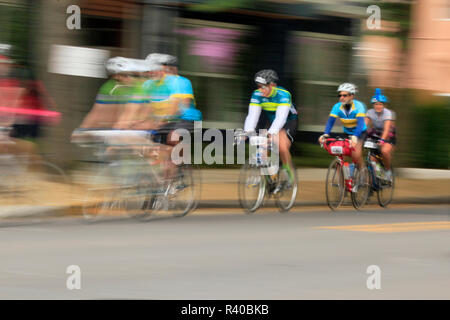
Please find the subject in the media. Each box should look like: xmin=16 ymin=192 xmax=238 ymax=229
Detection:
xmin=1 ymin=0 xmax=448 ymax=168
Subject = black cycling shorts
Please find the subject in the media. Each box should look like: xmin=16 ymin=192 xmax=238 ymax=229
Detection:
xmin=256 ymin=115 xmax=298 ymax=143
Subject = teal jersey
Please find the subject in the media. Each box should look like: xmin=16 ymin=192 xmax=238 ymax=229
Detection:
xmin=249 ymin=86 xmax=298 ymax=122
xmin=142 ymin=75 xmax=202 ymax=121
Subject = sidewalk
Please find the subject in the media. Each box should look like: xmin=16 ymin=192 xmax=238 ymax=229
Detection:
xmin=1 ymin=168 xmax=449 ymax=219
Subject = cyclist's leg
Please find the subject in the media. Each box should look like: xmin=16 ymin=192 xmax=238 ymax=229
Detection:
xmin=278 ymin=118 xmax=297 ymax=181
xmin=351 ymin=131 xmax=367 ymax=169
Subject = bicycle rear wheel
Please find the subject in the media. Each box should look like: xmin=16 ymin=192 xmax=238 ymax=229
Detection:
xmin=275 ymin=162 xmax=298 ymax=212
xmin=238 ymin=163 xmax=266 ymax=213
xmin=377 ymin=167 xmax=395 ymax=207
xmin=325 ymin=158 xmax=345 ymax=210
xmin=351 ymin=166 xmax=371 ymax=210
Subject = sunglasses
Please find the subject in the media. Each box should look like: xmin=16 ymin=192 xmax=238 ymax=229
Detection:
xmin=338 ymin=94 xmax=351 ymax=98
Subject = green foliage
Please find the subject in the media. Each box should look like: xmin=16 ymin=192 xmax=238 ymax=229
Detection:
xmin=412 ymin=103 xmax=449 ymax=169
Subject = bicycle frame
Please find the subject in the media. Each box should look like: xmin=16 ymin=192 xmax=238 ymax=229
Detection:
xmin=323 ymin=137 xmax=356 ymax=192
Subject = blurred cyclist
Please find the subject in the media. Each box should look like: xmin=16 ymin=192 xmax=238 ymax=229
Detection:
xmin=144 ymin=53 xmax=202 ymax=147
xmin=365 ymin=88 xmax=396 ymax=181
xmin=318 ymin=83 xmax=367 ymax=171
xmin=74 ymin=57 xmax=149 ymax=132
xmin=243 ymin=69 xmax=298 ymax=183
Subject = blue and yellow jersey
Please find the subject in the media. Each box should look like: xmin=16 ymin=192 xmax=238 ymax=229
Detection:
xmin=169 ymin=75 xmax=202 ymax=121
xmin=328 ymin=100 xmax=367 ymax=135
xmin=249 ymin=86 xmax=298 ymax=122
xmin=142 ymin=75 xmax=202 ymax=121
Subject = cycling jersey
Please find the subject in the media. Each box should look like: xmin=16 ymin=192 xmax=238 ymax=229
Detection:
xmin=168 ymin=75 xmax=202 ymax=121
xmin=143 ymin=75 xmax=202 ymax=121
xmin=325 ymin=100 xmax=367 ymax=137
xmin=245 ymin=86 xmax=298 ymax=135
xmin=366 ymin=108 xmax=395 ymax=131
xmin=95 ymin=79 xmax=148 ymax=105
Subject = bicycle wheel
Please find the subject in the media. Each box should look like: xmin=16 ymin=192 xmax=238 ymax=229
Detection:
xmin=325 ymin=158 xmax=345 ymax=210
xmin=275 ymin=162 xmax=298 ymax=212
xmin=238 ymin=163 xmax=266 ymax=213
xmin=169 ymin=164 xmax=197 ymax=218
xmin=377 ymin=167 xmax=395 ymax=207
xmin=351 ymin=166 xmax=371 ymax=210
xmin=21 ymin=160 xmax=72 ymax=208
xmin=122 ymin=170 xmax=156 ymax=221
xmin=81 ymin=162 xmax=126 ymax=222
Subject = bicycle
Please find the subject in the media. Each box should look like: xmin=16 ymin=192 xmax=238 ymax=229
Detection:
xmin=363 ymin=136 xmax=395 ymax=207
xmin=235 ymin=131 xmax=298 ymax=214
xmin=321 ymin=137 xmax=370 ymax=210
xmin=0 ymin=127 xmax=71 ymax=209
xmin=72 ymin=129 xmax=198 ymax=222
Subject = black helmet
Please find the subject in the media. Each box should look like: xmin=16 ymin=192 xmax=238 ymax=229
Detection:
xmin=254 ymin=69 xmax=278 ymax=85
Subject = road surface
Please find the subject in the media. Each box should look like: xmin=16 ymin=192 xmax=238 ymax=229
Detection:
xmin=0 ymin=205 xmax=449 ymax=299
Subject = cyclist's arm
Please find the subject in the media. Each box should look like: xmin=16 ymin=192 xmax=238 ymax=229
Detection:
xmin=244 ymin=104 xmax=261 ymax=133
xmin=353 ymin=105 xmax=366 ymax=138
xmin=79 ymin=103 xmax=120 ymax=129
xmin=381 ymin=120 xmax=392 ymax=141
xmin=324 ymin=104 xmax=340 ymax=135
xmin=365 ymin=116 xmax=371 ymax=127
xmin=353 ymin=117 xmax=365 ymax=138
xmin=324 ymin=116 xmax=337 ymax=135
xmin=268 ymin=105 xmax=290 ymax=135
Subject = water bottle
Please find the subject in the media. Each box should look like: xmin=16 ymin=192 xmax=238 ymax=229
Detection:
xmin=343 ymin=162 xmax=350 ymax=180
xmin=372 ymin=161 xmax=382 ymax=178
xmin=256 ymin=151 xmax=262 ymax=165
xmin=349 ymin=163 xmax=355 ymax=178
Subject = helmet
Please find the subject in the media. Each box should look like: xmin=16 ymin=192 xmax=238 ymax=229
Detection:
xmin=337 ymin=83 xmax=357 ymax=94
xmin=127 ymin=58 xmax=161 ymax=72
xmin=146 ymin=53 xmax=177 ymax=67
xmin=254 ymin=69 xmax=279 ymax=85
xmin=371 ymin=88 xmax=389 ymax=103
xmin=104 ymin=57 xmax=134 ymax=75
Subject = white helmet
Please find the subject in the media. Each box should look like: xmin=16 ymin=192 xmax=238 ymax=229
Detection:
xmin=146 ymin=53 xmax=177 ymax=66
xmin=127 ymin=58 xmax=161 ymax=72
xmin=337 ymin=83 xmax=357 ymax=94
xmin=104 ymin=57 xmax=135 ymax=75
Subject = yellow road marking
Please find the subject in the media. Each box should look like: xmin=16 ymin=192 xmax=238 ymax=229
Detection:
xmin=317 ymin=221 xmax=450 ymax=233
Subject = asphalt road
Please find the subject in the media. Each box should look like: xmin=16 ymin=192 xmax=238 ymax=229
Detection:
xmin=0 ymin=205 xmax=449 ymax=299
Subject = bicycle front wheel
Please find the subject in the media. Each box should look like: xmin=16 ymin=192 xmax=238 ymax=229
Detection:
xmin=238 ymin=163 xmax=266 ymax=213
xmin=351 ymin=166 xmax=371 ymax=210
xmin=325 ymin=158 xmax=345 ymax=211
xmin=81 ymin=162 xmax=126 ymax=222
xmin=275 ymin=162 xmax=298 ymax=212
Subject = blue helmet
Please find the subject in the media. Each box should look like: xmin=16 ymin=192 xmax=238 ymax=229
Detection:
xmin=371 ymin=88 xmax=389 ymax=103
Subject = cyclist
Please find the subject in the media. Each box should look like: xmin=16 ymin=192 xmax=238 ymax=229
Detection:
xmin=318 ymin=83 xmax=367 ymax=174
xmin=365 ymin=88 xmax=396 ymax=181
xmin=72 ymin=57 xmax=152 ymax=145
xmin=144 ymin=53 xmax=202 ymax=146
xmin=243 ymin=69 xmax=298 ymax=183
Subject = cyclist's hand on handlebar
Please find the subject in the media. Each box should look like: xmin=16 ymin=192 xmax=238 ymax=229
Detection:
xmin=319 ymin=134 xmax=329 ymax=147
